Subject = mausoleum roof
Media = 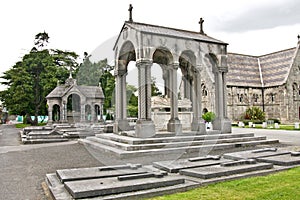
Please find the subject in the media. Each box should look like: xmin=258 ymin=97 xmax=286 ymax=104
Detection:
xmin=114 ymin=21 xmax=227 ymax=50
xmin=46 ymin=84 xmax=104 ymax=99
xmin=227 ymin=47 xmax=296 ymax=88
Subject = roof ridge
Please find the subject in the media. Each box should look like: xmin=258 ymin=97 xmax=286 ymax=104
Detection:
xmin=125 ymin=21 xmax=226 ymax=44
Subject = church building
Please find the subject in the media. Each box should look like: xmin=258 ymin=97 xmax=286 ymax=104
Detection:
xmin=202 ymin=39 xmax=300 ymax=123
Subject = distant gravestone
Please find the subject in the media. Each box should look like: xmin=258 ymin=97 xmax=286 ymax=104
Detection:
xmin=262 ymin=122 xmax=267 ymax=128
xmin=275 ymin=123 xmax=280 ymax=129
xmin=295 ymin=122 xmax=299 ymax=129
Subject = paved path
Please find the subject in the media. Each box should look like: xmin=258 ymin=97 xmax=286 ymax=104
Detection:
xmin=233 ymin=127 xmax=300 ymax=146
xmin=0 ymin=125 xmax=103 ymax=200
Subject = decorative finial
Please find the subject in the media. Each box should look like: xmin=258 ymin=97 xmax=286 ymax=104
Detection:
xmin=199 ymin=18 xmax=205 ymax=34
xmin=128 ymin=4 xmax=133 ymax=22
xmin=298 ymin=34 xmax=300 ymax=41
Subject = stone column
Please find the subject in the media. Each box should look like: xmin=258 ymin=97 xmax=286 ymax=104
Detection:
xmin=91 ymin=104 xmax=96 ymax=123
xmin=191 ymin=67 xmax=206 ymax=134
xmin=213 ymin=55 xmax=232 ymax=133
xmin=135 ymin=59 xmax=155 ymax=138
xmin=80 ymin=104 xmax=85 ymax=123
xmin=167 ymin=62 xmax=182 ymax=133
xmin=113 ymin=69 xmax=130 ymax=133
xmin=162 ymin=66 xmax=170 ymax=98
xmin=47 ymin=103 xmax=53 ymax=125
xmin=61 ymin=101 xmax=67 ymax=123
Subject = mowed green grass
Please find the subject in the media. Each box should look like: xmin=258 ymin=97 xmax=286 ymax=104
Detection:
xmin=148 ymin=167 xmax=300 ymax=200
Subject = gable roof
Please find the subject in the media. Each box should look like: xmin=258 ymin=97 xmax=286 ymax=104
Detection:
xmin=227 ymin=47 xmax=297 ymax=88
xmin=114 ymin=21 xmax=227 ymax=50
xmin=46 ymin=83 xmax=104 ymax=99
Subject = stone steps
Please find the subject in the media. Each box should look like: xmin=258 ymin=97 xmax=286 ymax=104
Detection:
xmin=79 ymin=136 xmax=279 ymax=158
xmin=22 ymin=138 xmax=69 ymax=144
xmin=87 ymin=136 xmax=267 ymax=151
xmin=94 ymin=132 xmax=256 ymax=145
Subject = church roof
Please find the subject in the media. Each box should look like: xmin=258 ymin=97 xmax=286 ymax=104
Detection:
xmin=114 ymin=21 xmax=227 ymax=50
xmin=46 ymin=84 xmax=104 ymax=99
xmin=227 ymin=47 xmax=296 ymax=88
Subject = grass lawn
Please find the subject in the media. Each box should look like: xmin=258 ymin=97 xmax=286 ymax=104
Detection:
xmin=148 ymin=167 xmax=300 ymax=200
xmin=242 ymin=124 xmax=299 ymax=131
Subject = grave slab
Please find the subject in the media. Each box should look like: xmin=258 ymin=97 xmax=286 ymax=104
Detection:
xmin=64 ymin=176 xmax=185 ymax=199
xmin=256 ymin=152 xmax=300 ymax=166
xmin=179 ymin=162 xmax=273 ymax=179
xmin=223 ymin=148 xmax=289 ymax=160
xmin=56 ymin=164 xmax=147 ymax=183
xmin=153 ymin=155 xmax=229 ymax=173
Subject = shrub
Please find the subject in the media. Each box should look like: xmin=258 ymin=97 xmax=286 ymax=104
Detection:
xmin=267 ymin=118 xmax=281 ymax=124
xmin=244 ymin=107 xmax=265 ymax=121
xmin=202 ymin=112 xmax=216 ymax=122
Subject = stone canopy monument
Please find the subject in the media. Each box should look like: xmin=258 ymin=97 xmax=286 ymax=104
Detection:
xmin=113 ymin=4 xmax=231 ymax=137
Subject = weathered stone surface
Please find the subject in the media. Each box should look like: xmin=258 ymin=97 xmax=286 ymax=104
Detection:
xmin=256 ymin=154 xmax=300 ymax=166
xmin=223 ymin=149 xmax=289 ymax=160
xmin=153 ymin=157 xmax=228 ymax=173
xmin=179 ymin=162 xmax=273 ymax=179
xmin=56 ymin=164 xmax=147 ymax=183
xmin=64 ymin=176 xmax=185 ymax=199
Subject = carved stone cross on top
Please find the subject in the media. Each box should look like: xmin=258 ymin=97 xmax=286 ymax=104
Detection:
xmin=199 ymin=18 xmax=204 ymax=34
xmin=128 ymin=4 xmax=133 ymax=22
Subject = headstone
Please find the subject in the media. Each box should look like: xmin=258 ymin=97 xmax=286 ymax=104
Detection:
xmin=256 ymin=153 xmax=300 ymax=166
xmin=238 ymin=121 xmax=244 ymax=127
xmin=295 ymin=122 xmax=299 ymax=129
xmin=248 ymin=122 xmax=253 ymax=127
xmin=275 ymin=123 xmax=280 ymax=129
xmin=262 ymin=122 xmax=267 ymax=128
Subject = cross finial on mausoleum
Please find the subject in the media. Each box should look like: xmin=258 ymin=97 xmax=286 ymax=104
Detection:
xmin=128 ymin=4 xmax=133 ymax=22
xmin=199 ymin=17 xmax=205 ymax=34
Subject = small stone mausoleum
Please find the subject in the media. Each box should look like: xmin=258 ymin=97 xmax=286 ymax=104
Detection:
xmin=46 ymin=76 xmax=104 ymax=124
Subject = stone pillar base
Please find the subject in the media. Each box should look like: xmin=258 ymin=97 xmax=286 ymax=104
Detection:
xmin=47 ymin=120 xmax=53 ymax=126
xmin=213 ymin=118 xmax=232 ymax=133
xmin=167 ymin=118 xmax=182 ymax=134
xmin=135 ymin=120 xmax=156 ymax=138
xmin=191 ymin=120 xmax=206 ymax=134
xmin=113 ymin=119 xmax=130 ymax=133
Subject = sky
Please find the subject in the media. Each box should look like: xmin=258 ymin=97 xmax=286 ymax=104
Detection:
xmin=1 ymin=0 xmax=300 ymax=91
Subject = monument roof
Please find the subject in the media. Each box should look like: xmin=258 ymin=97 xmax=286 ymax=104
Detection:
xmin=46 ymin=84 xmax=104 ymax=99
xmin=114 ymin=21 xmax=227 ymax=50
xmin=227 ymin=47 xmax=297 ymax=88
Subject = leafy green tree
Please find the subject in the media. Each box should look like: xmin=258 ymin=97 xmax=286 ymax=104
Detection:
xmin=151 ymin=77 xmax=162 ymax=96
xmin=0 ymin=32 xmax=78 ymax=125
xmin=127 ymin=84 xmax=138 ymax=117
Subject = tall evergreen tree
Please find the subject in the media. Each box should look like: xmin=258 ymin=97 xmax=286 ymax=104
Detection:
xmin=0 ymin=32 xmax=78 ymax=125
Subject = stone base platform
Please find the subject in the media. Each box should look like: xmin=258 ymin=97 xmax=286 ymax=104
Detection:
xmin=45 ymin=147 xmax=300 ymax=200
xmin=79 ymin=131 xmax=279 ymax=158
xmin=21 ymin=123 xmax=103 ymax=144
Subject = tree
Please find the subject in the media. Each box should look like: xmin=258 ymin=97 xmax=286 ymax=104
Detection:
xmin=151 ymin=77 xmax=162 ymax=96
xmin=0 ymin=32 xmax=78 ymax=125
xmin=127 ymin=84 xmax=138 ymax=117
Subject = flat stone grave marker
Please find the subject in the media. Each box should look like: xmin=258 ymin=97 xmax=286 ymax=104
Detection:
xmin=153 ymin=155 xmax=228 ymax=173
xmin=179 ymin=160 xmax=273 ymax=179
xmin=256 ymin=151 xmax=300 ymax=166
xmin=56 ymin=163 xmax=147 ymax=183
xmin=64 ymin=173 xmax=185 ymax=199
xmin=223 ymin=148 xmax=290 ymax=160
